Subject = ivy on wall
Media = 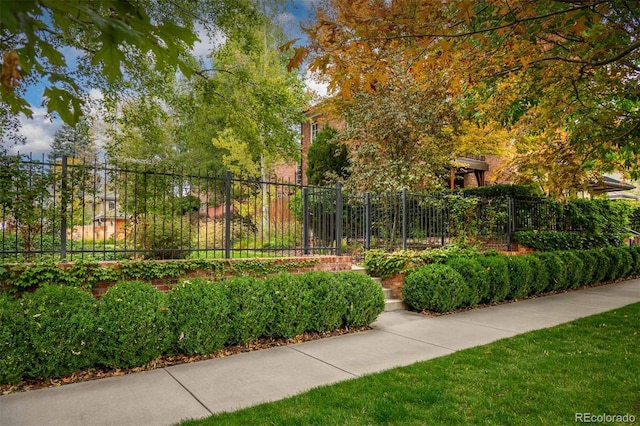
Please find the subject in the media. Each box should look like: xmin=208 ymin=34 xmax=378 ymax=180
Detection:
xmin=0 ymin=258 xmax=321 ymax=294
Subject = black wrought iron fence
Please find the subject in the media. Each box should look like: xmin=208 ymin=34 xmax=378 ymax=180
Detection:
xmin=0 ymin=154 xmax=601 ymax=262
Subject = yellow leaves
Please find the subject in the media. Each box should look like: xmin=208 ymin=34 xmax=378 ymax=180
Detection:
xmin=211 ymin=129 xmax=259 ymax=177
xmin=1 ymin=50 xmax=22 ymax=93
xmin=457 ymin=0 xmax=476 ymax=24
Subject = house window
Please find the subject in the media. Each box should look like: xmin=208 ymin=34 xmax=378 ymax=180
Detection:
xmin=108 ymin=201 xmax=116 ymax=211
xmin=311 ymin=121 xmax=318 ymax=142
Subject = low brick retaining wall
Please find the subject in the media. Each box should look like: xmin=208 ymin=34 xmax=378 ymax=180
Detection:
xmin=0 ymin=255 xmax=353 ymax=298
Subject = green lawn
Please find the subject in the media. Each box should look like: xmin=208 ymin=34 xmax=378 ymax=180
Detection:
xmin=182 ymin=303 xmax=640 ymax=425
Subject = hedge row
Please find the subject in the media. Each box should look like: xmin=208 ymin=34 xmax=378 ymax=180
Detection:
xmin=403 ymin=246 xmax=640 ymax=313
xmin=0 ymin=271 xmax=384 ymax=385
xmin=513 ymin=230 xmax=624 ymax=251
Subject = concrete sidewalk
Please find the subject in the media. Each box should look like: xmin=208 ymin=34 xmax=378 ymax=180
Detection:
xmin=2 ymin=279 xmax=639 ymax=426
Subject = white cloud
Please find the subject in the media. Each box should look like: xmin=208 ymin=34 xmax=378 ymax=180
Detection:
xmin=304 ymin=71 xmax=329 ymax=101
xmin=6 ymin=109 xmax=61 ymax=157
xmin=191 ymin=24 xmax=226 ymax=58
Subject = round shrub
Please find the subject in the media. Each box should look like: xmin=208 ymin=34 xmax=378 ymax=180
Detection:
xmin=445 ymin=257 xmax=489 ymax=306
xmin=532 ymin=252 xmax=567 ymax=291
xmin=167 ymin=279 xmax=231 ymax=355
xmin=299 ymin=272 xmax=348 ymax=332
xmin=619 ymin=248 xmax=634 ymax=279
xmin=573 ymin=250 xmax=597 ymax=286
xmin=629 ymin=246 xmax=640 ymax=276
xmin=264 ymin=273 xmax=313 ymax=339
xmin=602 ymin=247 xmax=631 ymax=281
xmin=96 ymin=281 xmax=170 ymax=369
xmin=333 ymin=272 xmax=385 ymax=327
xmin=402 ymin=264 xmax=467 ymax=313
xmin=556 ymin=251 xmax=585 ymax=289
xmin=504 ymin=256 xmax=533 ymax=299
xmin=587 ymin=249 xmax=610 ymax=284
xmin=475 ymin=256 xmax=510 ymax=303
xmin=0 ymin=293 xmax=31 ymax=384
xmin=22 ymin=285 xmax=97 ymax=379
xmin=223 ymin=276 xmax=274 ymax=345
xmin=521 ymin=255 xmax=549 ymax=295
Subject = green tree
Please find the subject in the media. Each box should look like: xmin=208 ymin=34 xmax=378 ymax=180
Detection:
xmin=48 ymin=118 xmax=95 ymax=161
xmin=0 ymin=0 xmax=199 ymax=124
xmin=306 ymin=127 xmax=350 ymax=185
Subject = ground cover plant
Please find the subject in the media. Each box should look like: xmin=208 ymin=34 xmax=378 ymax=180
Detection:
xmin=181 ymin=302 xmax=640 ymax=425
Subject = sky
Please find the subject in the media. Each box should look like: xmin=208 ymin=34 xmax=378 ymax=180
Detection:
xmin=7 ymin=0 xmax=325 ymax=157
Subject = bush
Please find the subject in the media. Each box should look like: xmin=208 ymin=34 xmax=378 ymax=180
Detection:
xmin=363 ymin=246 xmax=482 ymax=278
xmin=514 ymin=231 xmax=622 ymax=251
xmin=333 ymin=272 xmax=385 ymax=327
xmin=167 ymin=279 xmax=231 ymax=355
xmin=264 ymin=273 xmax=313 ymax=339
xmin=629 ymin=246 xmax=640 ymax=276
xmin=402 ymin=265 xmax=468 ymax=313
xmin=586 ymin=249 xmax=610 ymax=284
xmin=445 ymin=257 xmax=489 ymax=306
xmin=602 ymin=247 xmax=632 ymax=281
xmin=22 ymin=285 xmax=97 ymax=379
xmin=0 ymin=293 xmax=31 ymax=384
xmin=96 ymin=281 xmax=170 ymax=368
xmin=300 ymin=272 xmax=348 ymax=332
xmin=521 ymin=255 xmax=549 ymax=295
xmin=461 ymin=184 xmax=542 ymax=198
xmin=532 ymin=252 xmax=567 ymax=291
xmin=619 ymin=248 xmax=634 ymax=279
xmin=555 ymin=251 xmax=585 ymax=289
xmin=475 ymin=256 xmax=510 ymax=303
xmin=132 ymin=217 xmax=193 ymax=260
xmin=223 ymin=276 xmax=274 ymax=345
xmin=573 ymin=250 xmax=597 ymax=286
xmin=504 ymin=256 xmax=533 ymax=299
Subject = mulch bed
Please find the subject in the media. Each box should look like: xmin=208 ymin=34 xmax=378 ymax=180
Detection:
xmin=1 ymin=326 xmax=370 ymax=395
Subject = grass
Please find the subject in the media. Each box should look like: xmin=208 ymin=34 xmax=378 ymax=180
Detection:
xmin=182 ymin=302 xmax=640 ymax=425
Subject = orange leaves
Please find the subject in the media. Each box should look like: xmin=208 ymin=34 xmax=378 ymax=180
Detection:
xmin=286 ymin=46 xmax=309 ymax=72
xmin=1 ymin=50 xmax=22 ymax=94
xmin=457 ymin=0 xmax=476 ymax=24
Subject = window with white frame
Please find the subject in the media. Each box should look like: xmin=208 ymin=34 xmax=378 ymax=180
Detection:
xmin=311 ymin=121 xmax=319 ymax=142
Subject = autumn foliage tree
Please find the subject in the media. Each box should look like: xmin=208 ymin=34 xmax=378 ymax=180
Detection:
xmin=297 ymin=0 xmax=640 ymax=196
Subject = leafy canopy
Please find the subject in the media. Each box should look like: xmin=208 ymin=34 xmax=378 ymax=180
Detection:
xmin=0 ymin=0 xmax=200 ymax=124
xmin=298 ymin=0 xmax=640 ymax=196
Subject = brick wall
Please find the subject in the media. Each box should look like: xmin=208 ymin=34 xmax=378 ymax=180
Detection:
xmin=1 ymin=256 xmax=353 ymax=299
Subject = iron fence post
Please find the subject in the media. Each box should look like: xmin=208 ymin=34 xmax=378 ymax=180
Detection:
xmin=303 ymin=186 xmax=310 ymax=254
xmin=60 ymin=156 xmax=68 ymax=262
xmin=441 ymin=196 xmax=446 ymax=247
xmin=401 ymin=188 xmax=407 ymax=250
xmin=507 ymin=196 xmax=515 ymax=250
xmin=224 ymin=170 xmax=232 ymax=259
xmin=364 ymin=192 xmax=371 ymax=251
xmin=335 ymin=181 xmax=343 ymax=256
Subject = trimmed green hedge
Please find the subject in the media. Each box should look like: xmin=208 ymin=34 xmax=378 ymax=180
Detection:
xmin=401 ymin=246 xmax=639 ymax=314
xmin=0 ymin=271 xmax=384 ymax=385
xmin=445 ymin=257 xmax=489 ymax=307
xmin=403 ymin=264 xmax=468 ymax=313
xmin=475 ymin=256 xmax=510 ymax=303
xmin=168 ymin=279 xmax=231 ymax=355
xmin=23 ymin=285 xmax=97 ymax=379
xmin=96 ymin=281 xmax=171 ymax=369
xmin=513 ymin=231 xmax=623 ymax=251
